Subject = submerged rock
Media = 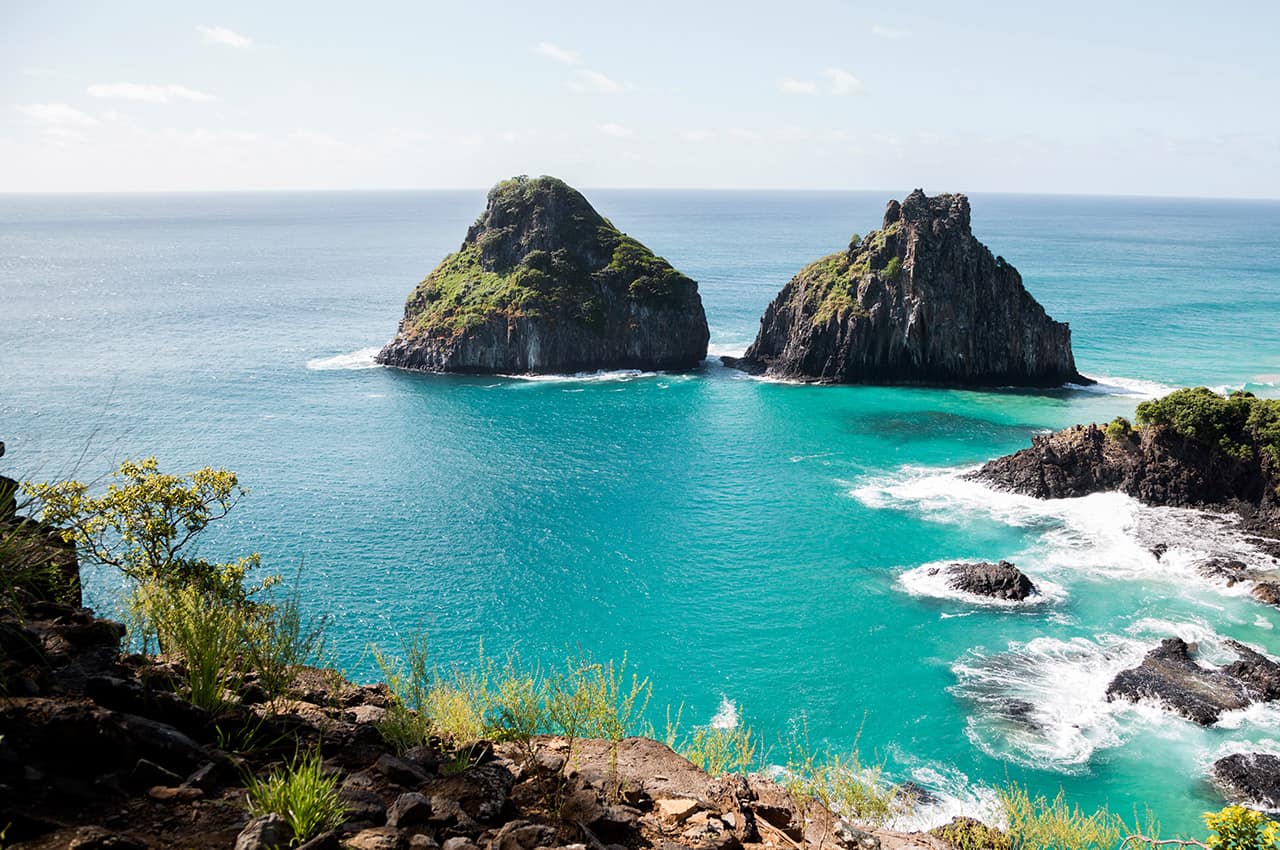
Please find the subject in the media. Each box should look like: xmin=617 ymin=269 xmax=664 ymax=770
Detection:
xmin=1211 ymin=752 xmax=1280 ymax=811
xmin=725 ymin=190 xmax=1088 ymax=386
xmin=376 ymin=175 xmax=709 ymax=374
xmin=934 ymin=560 xmax=1037 ymax=600
xmin=1105 ymin=637 xmax=1280 ymax=725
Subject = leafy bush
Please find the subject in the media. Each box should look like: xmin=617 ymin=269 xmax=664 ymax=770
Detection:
xmin=1105 ymin=416 xmax=1135 ymax=441
xmin=24 ymin=457 xmax=270 ymax=602
xmin=1135 ymin=388 xmax=1256 ymax=460
xmin=245 ymin=748 xmax=347 ymax=845
xmin=882 ymin=256 xmax=903 ymax=281
xmin=930 ymin=817 xmax=1011 ymax=850
xmin=1203 ymin=805 xmax=1280 ymax=850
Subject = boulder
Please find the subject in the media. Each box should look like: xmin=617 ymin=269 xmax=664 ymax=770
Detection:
xmin=377 ymin=176 xmax=709 ymax=374
xmin=1105 ymin=638 xmax=1280 ymax=724
xmin=1211 ymin=752 xmax=1280 ymax=810
xmin=235 ymin=814 xmax=293 ymax=850
xmin=936 ymin=561 xmax=1036 ymax=600
xmin=727 ymin=190 xmax=1087 ymax=387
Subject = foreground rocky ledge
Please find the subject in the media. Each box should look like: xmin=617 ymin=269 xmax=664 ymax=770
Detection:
xmin=376 ymin=176 xmax=710 ymax=375
xmin=1 ymin=600 xmax=957 ymax=850
xmin=725 ymin=190 xmax=1088 ymax=387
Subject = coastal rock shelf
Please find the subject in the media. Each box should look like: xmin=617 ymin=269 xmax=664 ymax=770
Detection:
xmin=969 ymin=388 xmax=1280 ymax=545
xmin=376 ymin=175 xmax=710 ymax=375
xmin=725 ymin=190 xmax=1088 ymax=387
xmin=1105 ymin=637 xmax=1280 ymax=725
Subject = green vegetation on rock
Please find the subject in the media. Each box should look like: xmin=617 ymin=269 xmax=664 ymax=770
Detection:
xmin=1135 ymin=387 xmax=1280 ymax=462
xmin=399 ymin=175 xmax=696 ymax=340
xmin=1104 ymin=416 xmax=1134 ymax=441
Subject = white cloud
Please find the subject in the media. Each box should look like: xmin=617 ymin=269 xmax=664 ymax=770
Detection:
xmin=87 ymin=83 xmax=218 ymax=103
xmin=569 ymin=69 xmax=621 ymax=93
xmin=598 ymin=123 xmax=634 ymax=138
xmin=536 ymin=42 xmax=580 ymax=66
xmin=824 ymin=68 xmax=865 ymax=96
xmin=198 ymin=25 xmax=252 ymax=48
xmin=684 ymin=129 xmax=711 ymax=142
xmin=777 ymin=77 xmax=817 ymax=95
xmin=871 ymin=24 xmax=909 ymax=40
xmin=14 ymin=103 xmax=99 ymax=126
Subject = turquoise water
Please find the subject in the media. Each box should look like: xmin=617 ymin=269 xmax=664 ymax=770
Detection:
xmin=4 ymin=190 xmax=1280 ymax=835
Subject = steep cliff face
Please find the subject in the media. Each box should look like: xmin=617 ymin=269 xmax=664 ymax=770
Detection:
xmin=727 ymin=190 xmax=1088 ymax=386
xmin=376 ymin=176 xmax=709 ymax=374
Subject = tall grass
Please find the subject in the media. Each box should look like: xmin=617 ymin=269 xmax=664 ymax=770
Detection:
xmin=245 ymin=748 xmax=347 ymax=845
xmin=783 ymin=720 xmax=904 ymax=829
xmin=998 ymin=784 xmax=1125 ymax=850
xmin=132 ymin=575 xmax=328 ymax=713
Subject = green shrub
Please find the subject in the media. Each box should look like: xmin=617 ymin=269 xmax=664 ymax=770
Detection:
xmin=23 ymin=458 xmax=270 ymax=601
xmin=1135 ymin=388 xmax=1255 ymax=460
xmin=1104 ymin=417 xmax=1134 ymax=441
xmin=245 ymin=748 xmax=347 ymax=845
xmin=929 ymin=817 xmax=1011 ymax=850
xmin=1203 ymin=805 xmax=1280 ymax=850
xmin=882 ymin=256 xmax=903 ymax=281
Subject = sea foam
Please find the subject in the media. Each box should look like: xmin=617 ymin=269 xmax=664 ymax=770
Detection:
xmin=306 ymin=346 xmax=382 ymax=371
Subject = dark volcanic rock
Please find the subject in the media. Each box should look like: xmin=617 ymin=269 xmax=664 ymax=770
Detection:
xmin=937 ymin=560 xmax=1037 ymax=600
xmin=969 ymin=393 xmax=1280 ymax=542
xmin=376 ymin=175 xmax=709 ymax=374
xmin=727 ymin=190 xmax=1087 ymax=386
xmin=1212 ymin=752 xmax=1280 ymax=810
xmin=1105 ymin=637 xmax=1280 ymax=725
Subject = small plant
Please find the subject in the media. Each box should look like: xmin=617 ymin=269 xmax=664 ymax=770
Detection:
xmin=135 ymin=580 xmax=246 ymax=712
xmin=882 ymin=256 xmax=903 ymax=281
xmin=1203 ymin=805 xmax=1280 ymax=850
xmin=675 ymin=703 xmax=760 ymax=777
xmin=783 ymin=719 xmax=903 ymax=829
xmin=1105 ymin=416 xmax=1135 ymax=441
xmin=372 ymin=632 xmax=435 ymax=752
xmin=245 ymin=748 xmax=347 ymax=845
xmin=998 ymin=783 xmax=1122 ymax=850
xmin=930 ymin=817 xmax=1011 ymax=850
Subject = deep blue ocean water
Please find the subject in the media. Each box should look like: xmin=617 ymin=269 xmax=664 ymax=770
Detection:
xmin=3 ymin=190 xmax=1280 ymax=835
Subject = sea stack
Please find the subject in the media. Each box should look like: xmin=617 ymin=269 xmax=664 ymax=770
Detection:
xmin=376 ymin=175 xmax=710 ymax=374
xmin=726 ymin=190 xmax=1089 ymax=387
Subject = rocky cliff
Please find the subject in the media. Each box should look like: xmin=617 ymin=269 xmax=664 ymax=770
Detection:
xmin=376 ymin=176 xmax=709 ymax=374
xmin=726 ymin=190 xmax=1088 ymax=387
xmin=969 ymin=388 xmax=1280 ymax=541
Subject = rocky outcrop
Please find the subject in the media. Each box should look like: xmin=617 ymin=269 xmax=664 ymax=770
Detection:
xmin=931 ymin=561 xmax=1036 ymax=600
xmin=725 ymin=190 xmax=1088 ymax=387
xmin=1 ymin=589 xmax=953 ymax=850
xmin=969 ymin=389 xmax=1280 ymax=541
xmin=1211 ymin=753 xmax=1280 ymax=811
xmin=377 ymin=176 xmax=709 ymax=374
xmin=1104 ymin=637 xmax=1280 ymax=725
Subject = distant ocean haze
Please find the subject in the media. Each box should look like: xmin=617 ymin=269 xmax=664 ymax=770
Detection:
xmin=3 ymin=189 xmax=1280 ymax=834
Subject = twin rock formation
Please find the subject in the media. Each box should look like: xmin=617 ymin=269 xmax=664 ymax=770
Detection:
xmin=378 ymin=177 xmax=1086 ymax=386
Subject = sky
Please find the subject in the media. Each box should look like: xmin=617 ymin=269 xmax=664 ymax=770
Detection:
xmin=2 ymin=0 xmax=1278 ymax=197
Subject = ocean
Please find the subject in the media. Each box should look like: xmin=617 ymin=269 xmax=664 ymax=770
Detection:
xmin=3 ymin=189 xmax=1280 ymax=835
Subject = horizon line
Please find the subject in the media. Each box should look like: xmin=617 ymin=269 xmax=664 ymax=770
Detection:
xmin=1 ymin=186 xmax=1278 ymax=203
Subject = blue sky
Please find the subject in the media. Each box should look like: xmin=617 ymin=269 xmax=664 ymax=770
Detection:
xmin=2 ymin=0 xmax=1278 ymax=196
